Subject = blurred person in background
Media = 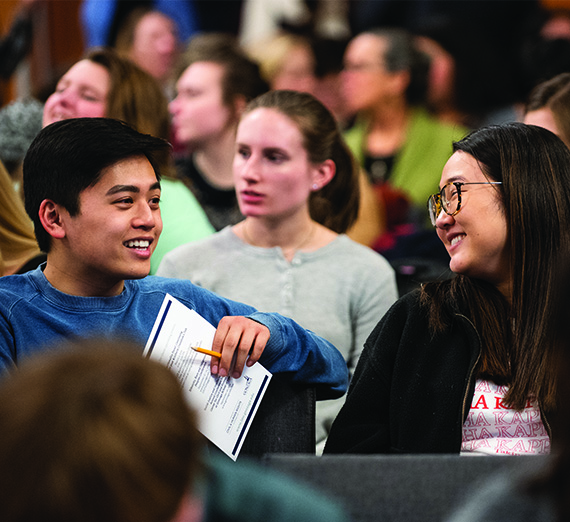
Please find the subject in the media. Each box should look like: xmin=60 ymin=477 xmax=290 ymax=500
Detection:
xmin=169 ymin=33 xmax=268 ymax=231
xmin=80 ymin=0 xmax=198 ymax=50
xmin=341 ymin=28 xmax=466 ymax=289
xmin=247 ymin=32 xmax=350 ymax=126
xmin=114 ymin=6 xmax=181 ymax=96
xmin=247 ymin=33 xmax=317 ymax=96
xmin=342 ymin=28 xmax=467 ymax=224
xmin=523 ymin=72 xmax=570 ymax=148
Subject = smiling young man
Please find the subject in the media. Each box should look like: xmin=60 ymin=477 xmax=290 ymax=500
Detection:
xmin=0 ymin=118 xmax=347 ymax=400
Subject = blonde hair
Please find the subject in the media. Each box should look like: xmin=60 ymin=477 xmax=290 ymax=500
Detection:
xmin=247 ymin=33 xmax=311 ymax=86
xmin=0 ymin=160 xmax=41 ymax=276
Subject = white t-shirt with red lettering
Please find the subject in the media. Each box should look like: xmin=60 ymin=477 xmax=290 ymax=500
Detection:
xmin=460 ymin=379 xmax=550 ymax=455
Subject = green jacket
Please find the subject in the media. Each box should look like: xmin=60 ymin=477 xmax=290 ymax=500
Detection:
xmin=344 ymin=108 xmax=468 ymax=209
xmin=203 ymin=454 xmax=349 ymax=522
xmin=150 ymin=177 xmax=214 ymax=274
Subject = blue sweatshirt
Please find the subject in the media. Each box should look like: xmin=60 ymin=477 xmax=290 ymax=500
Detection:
xmin=0 ymin=267 xmax=348 ymax=399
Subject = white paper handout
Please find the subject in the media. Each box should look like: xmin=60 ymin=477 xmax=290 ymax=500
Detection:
xmin=144 ymin=294 xmax=272 ymax=460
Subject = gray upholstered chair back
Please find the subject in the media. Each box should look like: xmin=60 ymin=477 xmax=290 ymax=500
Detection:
xmin=262 ymin=453 xmax=549 ymax=521
xmin=239 ymin=374 xmax=316 ymax=457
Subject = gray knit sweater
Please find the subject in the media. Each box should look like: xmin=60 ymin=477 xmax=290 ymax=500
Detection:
xmin=157 ymin=226 xmax=398 ymax=449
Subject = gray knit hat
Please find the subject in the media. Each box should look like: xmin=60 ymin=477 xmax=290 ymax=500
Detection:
xmin=0 ymin=98 xmax=43 ymax=170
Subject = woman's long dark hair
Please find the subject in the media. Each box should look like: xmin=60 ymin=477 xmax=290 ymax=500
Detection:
xmin=422 ymin=123 xmax=570 ymax=411
xmin=525 ymin=259 xmax=570 ymax=521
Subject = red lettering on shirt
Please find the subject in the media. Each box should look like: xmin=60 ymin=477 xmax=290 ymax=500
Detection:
xmin=464 ymin=412 xmax=491 ymax=427
xmin=527 ymin=409 xmax=541 ymax=423
xmin=530 ymin=422 xmax=547 ymax=437
xmin=493 ymin=411 xmax=509 ymax=425
xmin=510 ymin=440 xmax=527 ymax=454
xmin=513 ymin=423 xmax=530 ymax=438
xmin=496 ymin=439 xmax=514 ymax=453
xmin=511 ymin=411 xmax=525 ymax=425
xmin=495 ymin=384 xmax=509 ymax=395
xmin=528 ymin=439 xmax=547 ymax=453
xmin=496 ymin=425 xmax=513 ymax=438
xmin=494 ymin=396 xmax=509 ymax=409
xmin=473 ymin=395 xmax=488 ymax=409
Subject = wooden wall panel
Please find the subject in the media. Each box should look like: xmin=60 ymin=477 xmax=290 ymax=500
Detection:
xmin=1 ymin=0 xmax=85 ymax=104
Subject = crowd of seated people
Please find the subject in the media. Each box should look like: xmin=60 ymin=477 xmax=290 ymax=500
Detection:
xmin=3 ymin=1 xmax=570 ymax=519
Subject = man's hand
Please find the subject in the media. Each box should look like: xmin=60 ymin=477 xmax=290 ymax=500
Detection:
xmin=210 ymin=316 xmax=270 ymax=378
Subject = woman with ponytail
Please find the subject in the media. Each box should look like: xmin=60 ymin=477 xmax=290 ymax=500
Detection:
xmin=325 ymin=122 xmax=570 ymax=456
xmin=158 ymin=90 xmax=398 ymax=453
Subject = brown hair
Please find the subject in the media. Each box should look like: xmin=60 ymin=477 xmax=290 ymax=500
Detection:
xmin=526 ymin=72 xmax=570 ymax=148
xmin=421 ymin=122 xmax=570 ymax=411
xmin=176 ymin=33 xmax=268 ymax=110
xmin=84 ymin=47 xmax=174 ymax=178
xmin=0 ymin=338 xmax=202 ymax=522
xmin=521 ymin=259 xmax=570 ymax=520
xmin=243 ymin=90 xmax=360 ymax=233
xmin=86 ymin=48 xmax=169 ymax=139
xmin=113 ymin=6 xmax=152 ymax=53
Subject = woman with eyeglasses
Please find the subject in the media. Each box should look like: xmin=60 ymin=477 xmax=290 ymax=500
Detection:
xmin=324 ymin=122 xmax=570 ymax=455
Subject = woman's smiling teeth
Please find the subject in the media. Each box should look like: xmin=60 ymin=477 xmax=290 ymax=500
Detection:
xmin=125 ymin=240 xmax=150 ymax=249
xmin=451 ymin=235 xmax=465 ymax=246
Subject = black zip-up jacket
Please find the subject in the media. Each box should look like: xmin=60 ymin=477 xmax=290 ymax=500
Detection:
xmin=325 ymin=289 xmax=487 ymax=454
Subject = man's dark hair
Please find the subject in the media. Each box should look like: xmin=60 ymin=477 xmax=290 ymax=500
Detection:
xmin=23 ymin=118 xmax=171 ymax=252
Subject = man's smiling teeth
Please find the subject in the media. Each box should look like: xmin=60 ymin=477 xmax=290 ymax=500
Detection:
xmin=451 ymin=235 xmax=465 ymax=246
xmin=125 ymin=240 xmax=150 ymax=248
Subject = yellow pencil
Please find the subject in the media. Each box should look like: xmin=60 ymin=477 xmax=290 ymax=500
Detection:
xmin=191 ymin=346 xmax=222 ymax=358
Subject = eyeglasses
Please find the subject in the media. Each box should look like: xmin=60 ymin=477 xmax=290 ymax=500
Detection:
xmin=343 ymin=62 xmax=384 ymax=73
xmin=427 ymin=181 xmax=502 ymax=227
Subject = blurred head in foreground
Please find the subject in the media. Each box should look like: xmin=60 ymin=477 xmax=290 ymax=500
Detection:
xmin=0 ymin=338 xmax=203 ymax=522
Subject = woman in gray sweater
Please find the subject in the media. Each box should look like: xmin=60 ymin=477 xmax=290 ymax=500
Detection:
xmin=158 ymin=90 xmax=398 ymax=453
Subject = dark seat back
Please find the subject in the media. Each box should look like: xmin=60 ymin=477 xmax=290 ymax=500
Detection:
xmin=238 ymin=374 xmax=316 ymax=457
xmin=262 ymin=453 xmax=549 ymax=521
